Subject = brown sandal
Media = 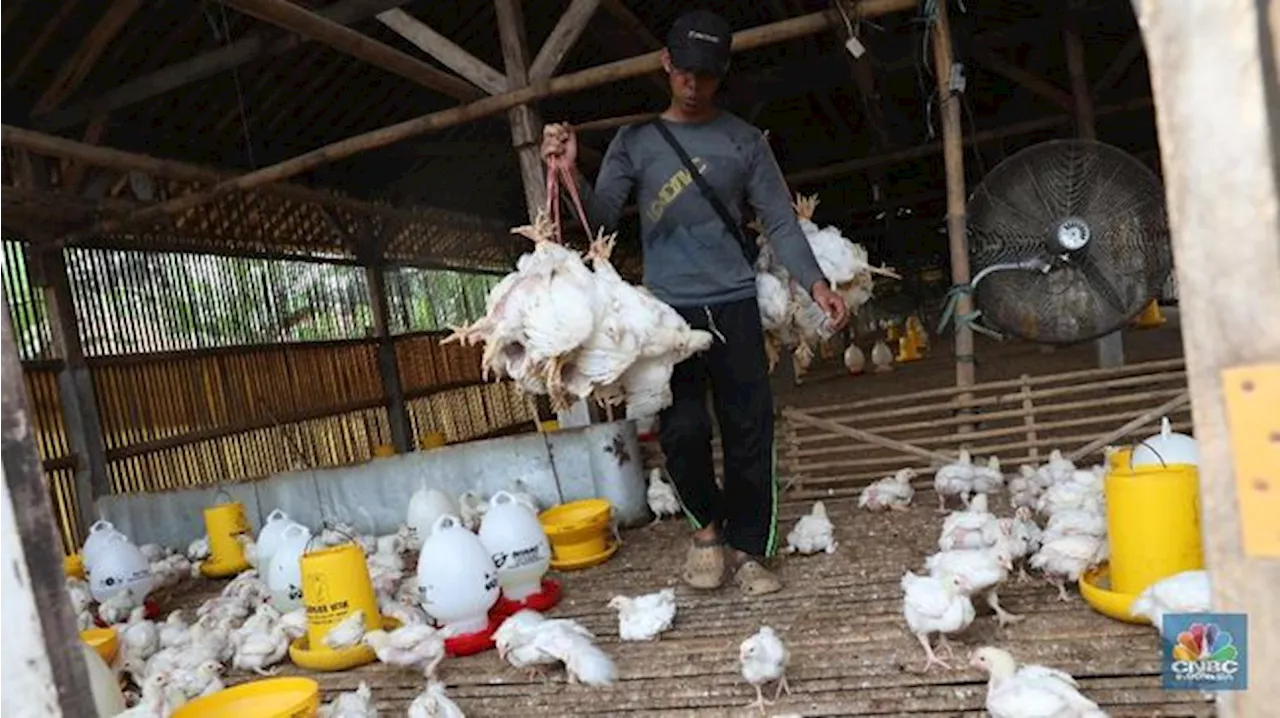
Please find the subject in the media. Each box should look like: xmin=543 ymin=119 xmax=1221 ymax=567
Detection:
xmin=683 ymin=536 xmax=726 ymax=589
xmin=734 ymin=559 xmax=783 ymax=596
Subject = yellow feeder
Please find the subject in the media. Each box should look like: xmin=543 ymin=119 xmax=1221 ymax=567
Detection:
xmin=539 ymin=499 xmax=617 ymax=570
xmin=421 ymin=431 xmax=447 ymax=449
xmin=64 ymin=553 xmax=86 ymax=580
xmin=538 ymin=420 xmax=560 ymax=433
xmin=1106 ymin=446 xmax=1134 ymax=473
xmin=1104 ymin=462 xmax=1204 ymax=596
xmin=171 ymin=677 xmax=319 ymax=718
xmin=289 ymin=542 xmax=382 ymax=671
xmin=1132 ymin=300 xmax=1167 ymax=329
xmin=201 ymin=494 xmax=251 ymax=578
xmin=895 ymin=321 xmax=926 ymax=363
xmin=81 ymin=627 xmax=119 ymax=665
xmin=372 ymin=443 xmax=396 ymax=458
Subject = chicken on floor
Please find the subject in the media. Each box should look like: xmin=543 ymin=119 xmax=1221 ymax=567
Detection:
xmin=609 ymin=588 xmax=677 ymax=642
xmin=900 ymin=571 xmax=975 ymax=672
xmin=646 ymin=467 xmax=682 ymax=524
xmin=740 ymin=626 xmax=791 ymax=713
xmin=858 ymin=468 xmax=916 ymax=511
xmin=970 ymin=646 xmax=1109 ymax=718
xmin=934 ymin=449 xmax=977 ymax=511
xmin=785 ymin=501 xmax=837 ymax=555
xmin=318 ymin=681 xmax=378 ymax=718
xmin=407 ymin=680 xmax=467 ymax=718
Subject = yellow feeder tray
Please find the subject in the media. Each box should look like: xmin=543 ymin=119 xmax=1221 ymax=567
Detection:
xmin=1079 ymin=564 xmax=1148 ymax=625
xmin=539 ymin=499 xmax=615 ymax=570
xmin=372 ymin=443 xmax=397 ymax=458
xmin=421 ymin=431 xmax=447 ymax=449
xmin=64 ymin=553 xmax=85 ymax=580
xmin=171 ymin=677 xmax=319 ymax=718
xmin=538 ymin=420 xmax=560 ymax=433
xmin=288 ymin=616 xmax=401 ymax=672
xmin=81 ymin=627 xmax=119 ymax=665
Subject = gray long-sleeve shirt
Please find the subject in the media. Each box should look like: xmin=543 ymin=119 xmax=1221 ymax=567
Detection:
xmin=570 ymin=112 xmax=827 ymax=309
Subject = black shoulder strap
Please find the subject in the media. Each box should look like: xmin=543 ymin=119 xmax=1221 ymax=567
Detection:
xmin=650 ymin=119 xmax=759 ymax=265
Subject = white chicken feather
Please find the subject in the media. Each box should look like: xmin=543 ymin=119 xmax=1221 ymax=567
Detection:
xmin=785 ymin=501 xmax=838 ymax=555
xmin=609 ymin=588 xmax=677 ymax=642
xmin=859 ymin=468 xmax=916 ymax=511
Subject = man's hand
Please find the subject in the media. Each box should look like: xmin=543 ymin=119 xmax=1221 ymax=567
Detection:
xmin=811 ymin=281 xmax=849 ymax=332
xmin=541 ymin=123 xmax=578 ymax=168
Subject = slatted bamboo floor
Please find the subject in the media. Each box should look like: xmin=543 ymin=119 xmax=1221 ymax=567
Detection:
xmin=166 ymin=493 xmax=1216 ymax=717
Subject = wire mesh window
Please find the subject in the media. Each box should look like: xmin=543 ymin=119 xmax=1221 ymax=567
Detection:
xmin=2 ymin=239 xmax=57 ymax=361
xmin=63 ymin=248 xmax=376 ymax=356
xmin=385 ymin=266 xmax=501 ymax=334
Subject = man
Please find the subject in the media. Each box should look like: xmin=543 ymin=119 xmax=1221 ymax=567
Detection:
xmin=540 ymin=9 xmax=847 ymax=596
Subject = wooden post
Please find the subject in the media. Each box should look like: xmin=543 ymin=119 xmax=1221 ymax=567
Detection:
xmin=495 ymin=0 xmax=592 ymax=428
xmin=357 ymin=226 xmax=413 ymax=453
xmin=929 ymin=1 xmax=975 ymax=419
xmin=1 ymin=292 xmax=97 ymax=718
xmin=1064 ymin=4 xmax=1125 ymax=369
xmin=1019 ymin=374 xmax=1039 ymax=461
xmin=19 ymin=149 xmax=108 ymax=535
xmin=1135 ymin=0 xmax=1280 ymax=713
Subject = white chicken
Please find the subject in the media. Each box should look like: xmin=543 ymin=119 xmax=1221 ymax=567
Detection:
xmin=926 ymin=543 xmax=1022 ymax=627
xmin=322 ymin=609 xmax=366 ymax=650
xmin=1036 ymin=449 xmax=1077 ymax=489
xmin=934 ymin=449 xmax=977 ymax=511
xmin=232 ymin=624 xmax=290 ymax=675
xmin=970 ymin=646 xmax=1109 ymax=718
xmin=646 ymin=467 xmax=681 ymax=524
xmin=938 ymin=493 xmax=1000 ymax=551
xmin=608 ymin=588 xmax=677 ymax=642
xmin=1030 ymin=534 xmax=1109 ymax=601
xmin=187 ymin=535 xmax=211 ymax=561
xmin=115 ymin=672 xmax=174 ymax=718
xmin=784 ymin=501 xmax=837 ymax=555
xmin=858 ymin=468 xmax=916 ymax=511
xmin=494 ymin=610 xmax=616 ymax=686
xmin=1001 ymin=507 xmax=1044 ymax=581
xmin=119 ymin=605 xmax=161 ymax=664
xmin=901 ymin=571 xmax=975 ymax=672
xmin=457 ymin=490 xmax=488 ymax=531
xmin=319 ymin=682 xmax=378 ymax=718
xmin=740 ymin=626 xmax=790 ymax=713
xmin=971 ymin=456 xmax=1004 ymax=495
xmin=408 ymin=681 xmax=467 ymax=718
xmin=172 ymin=659 xmax=223 ymax=700
xmin=1008 ymin=465 xmax=1042 ymax=510
xmin=1042 ymin=505 xmax=1107 ymax=544
xmin=1128 ymin=570 xmax=1212 ymax=637
xmin=362 ymin=624 xmax=446 ymax=677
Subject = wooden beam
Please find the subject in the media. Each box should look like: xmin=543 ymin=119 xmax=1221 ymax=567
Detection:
xmin=969 ymin=45 xmax=1074 ymax=111
xmin=218 ymin=0 xmax=482 ymax=101
xmin=529 ymin=0 xmax=601 ymax=82
xmin=59 ymin=114 xmax=109 ymax=196
xmin=32 ymin=0 xmax=143 ymax=114
xmin=36 ymin=0 xmax=413 ymax=131
xmin=1091 ymin=32 xmax=1144 ymax=99
xmin=596 ymin=0 xmax=669 ymax=96
xmin=930 ymin=1 xmax=976 ymax=411
xmin=1135 ymin=1 xmax=1280 ymax=713
xmin=4 ymin=0 xmax=81 ymax=88
xmin=494 ymin=0 xmax=547 ymax=218
xmin=786 ymin=97 xmax=1152 ymax=185
xmin=376 ymin=8 xmax=508 ymax=95
xmin=60 ymin=0 xmax=917 ymax=236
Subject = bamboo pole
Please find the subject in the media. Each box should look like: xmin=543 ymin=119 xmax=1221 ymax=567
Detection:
xmin=1067 ymin=390 xmax=1191 ymax=462
xmin=783 ymin=408 xmax=958 ymax=464
xmin=57 ymin=0 xmax=917 ymax=241
xmin=928 ymin=0 xmax=975 ymax=423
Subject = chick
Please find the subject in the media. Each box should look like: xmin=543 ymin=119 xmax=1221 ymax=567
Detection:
xmin=608 ymin=588 xmax=677 ymax=642
xmin=784 ymin=501 xmax=837 ymax=555
xmin=645 ymin=467 xmax=682 ymax=524
xmin=321 ymin=609 xmax=366 ymax=651
xmin=740 ymin=626 xmax=790 ymax=713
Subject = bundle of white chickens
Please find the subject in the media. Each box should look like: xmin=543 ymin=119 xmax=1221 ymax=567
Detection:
xmin=752 ymin=193 xmax=899 ymax=376
xmin=443 ymin=211 xmax=712 ymax=420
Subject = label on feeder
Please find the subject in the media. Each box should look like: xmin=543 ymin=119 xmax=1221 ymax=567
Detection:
xmin=494 ymin=545 xmax=548 ymax=570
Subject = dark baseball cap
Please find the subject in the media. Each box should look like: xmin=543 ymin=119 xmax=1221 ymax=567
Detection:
xmin=666 ymin=10 xmax=733 ymax=77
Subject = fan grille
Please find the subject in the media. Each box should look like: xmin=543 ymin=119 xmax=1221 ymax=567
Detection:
xmin=966 ymin=140 xmax=1172 ymax=344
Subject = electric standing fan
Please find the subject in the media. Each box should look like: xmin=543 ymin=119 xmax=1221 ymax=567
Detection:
xmin=964 ymin=139 xmax=1172 ymax=344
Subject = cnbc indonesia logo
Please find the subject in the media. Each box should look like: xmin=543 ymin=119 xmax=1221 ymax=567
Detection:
xmin=1168 ymin=622 xmax=1241 ymax=685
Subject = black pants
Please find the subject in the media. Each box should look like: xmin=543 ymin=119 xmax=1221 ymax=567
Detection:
xmin=659 ymin=296 xmax=778 ymax=559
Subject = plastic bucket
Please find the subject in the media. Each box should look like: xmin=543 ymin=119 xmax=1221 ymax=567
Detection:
xmin=300 ymin=542 xmax=381 ymax=650
xmin=1107 ymin=446 xmax=1134 ymax=474
xmin=538 ymin=499 xmax=611 ymax=563
xmin=204 ymin=499 xmax=251 ymax=572
xmin=1105 ymin=463 xmax=1204 ymax=595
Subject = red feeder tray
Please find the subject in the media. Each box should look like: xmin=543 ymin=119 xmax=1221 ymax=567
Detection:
xmin=490 ymin=578 xmax=562 ymax=619
xmin=93 ymin=596 xmax=161 ymax=628
xmin=443 ymin=614 xmax=502 ymax=657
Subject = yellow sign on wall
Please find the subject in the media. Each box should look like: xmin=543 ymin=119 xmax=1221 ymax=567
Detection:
xmin=1221 ymin=363 xmax=1280 ymax=557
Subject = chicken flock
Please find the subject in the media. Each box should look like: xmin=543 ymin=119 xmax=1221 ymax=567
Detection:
xmin=445 ymin=192 xmax=895 ymax=419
